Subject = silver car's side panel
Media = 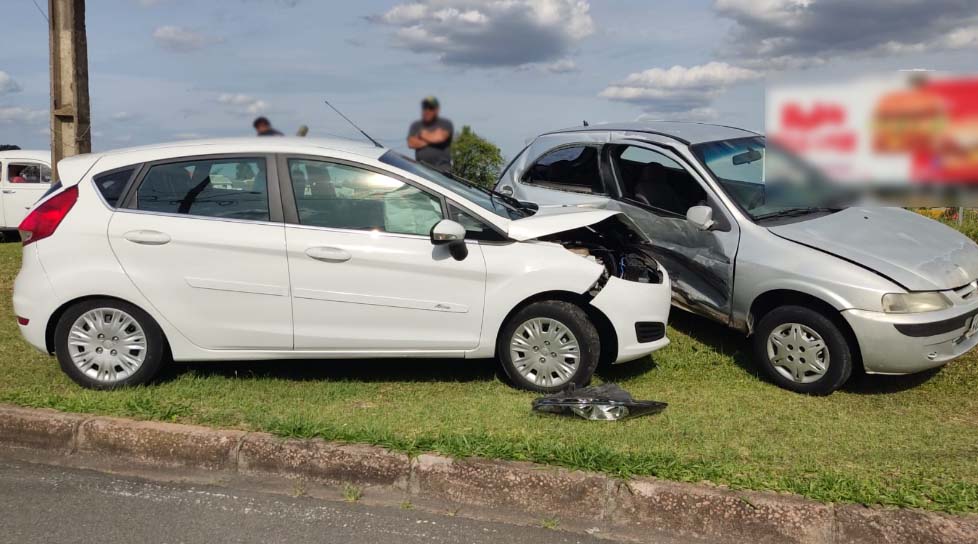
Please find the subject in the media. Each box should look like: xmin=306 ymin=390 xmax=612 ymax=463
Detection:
xmin=730 ymin=220 xmax=900 ymax=330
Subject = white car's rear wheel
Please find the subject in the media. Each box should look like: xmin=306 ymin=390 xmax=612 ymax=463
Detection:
xmin=498 ymin=301 xmax=600 ymax=392
xmin=55 ymin=299 xmax=168 ymax=389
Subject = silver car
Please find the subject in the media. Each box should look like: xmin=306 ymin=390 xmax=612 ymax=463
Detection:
xmin=496 ymin=122 xmax=978 ymax=394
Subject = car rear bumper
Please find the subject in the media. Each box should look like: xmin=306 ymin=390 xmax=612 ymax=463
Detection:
xmin=842 ymin=307 xmax=978 ymax=374
xmin=12 ymin=244 xmax=56 ymax=353
xmin=589 ymin=272 xmax=672 ymax=364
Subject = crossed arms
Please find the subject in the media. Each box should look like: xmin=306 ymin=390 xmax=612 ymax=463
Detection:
xmin=408 ymin=127 xmax=451 ymax=150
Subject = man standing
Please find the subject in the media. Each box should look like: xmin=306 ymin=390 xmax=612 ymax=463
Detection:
xmin=253 ymin=117 xmax=283 ymax=137
xmin=407 ymin=96 xmax=454 ymax=172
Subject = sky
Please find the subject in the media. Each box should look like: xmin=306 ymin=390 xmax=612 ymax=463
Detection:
xmin=1 ymin=0 xmax=977 ymax=159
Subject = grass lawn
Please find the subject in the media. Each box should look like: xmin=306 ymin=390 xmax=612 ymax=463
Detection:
xmin=0 ymin=241 xmax=976 ymax=513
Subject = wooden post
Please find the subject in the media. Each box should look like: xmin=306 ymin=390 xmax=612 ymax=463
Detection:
xmin=48 ymin=0 xmax=91 ymax=181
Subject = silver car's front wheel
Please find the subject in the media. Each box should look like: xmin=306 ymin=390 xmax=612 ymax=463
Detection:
xmin=68 ymin=308 xmax=148 ymax=383
xmin=509 ymin=317 xmax=581 ymax=388
xmin=55 ymin=299 xmax=168 ymax=390
xmin=766 ymin=322 xmax=829 ymax=384
xmin=752 ymin=305 xmax=853 ymax=395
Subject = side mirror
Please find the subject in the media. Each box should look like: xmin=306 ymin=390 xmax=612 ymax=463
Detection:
xmin=430 ymin=219 xmax=468 ymax=260
xmin=686 ymin=205 xmax=715 ymax=231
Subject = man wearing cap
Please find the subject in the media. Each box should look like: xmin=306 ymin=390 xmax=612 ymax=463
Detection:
xmin=407 ymin=97 xmax=454 ymax=172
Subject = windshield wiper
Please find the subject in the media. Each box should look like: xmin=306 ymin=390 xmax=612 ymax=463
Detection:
xmin=753 ymin=207 xmax=840 ymax=221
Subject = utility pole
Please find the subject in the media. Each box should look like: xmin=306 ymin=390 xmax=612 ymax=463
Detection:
xmin=48 ymin=0 xmax=91 ymax=180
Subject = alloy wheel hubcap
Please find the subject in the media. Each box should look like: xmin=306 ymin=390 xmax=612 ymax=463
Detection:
xmin=766 ymin=322 xmax=829 ymax=384
xmin=510 ymin=317 xmax=580 ymax=388
xmin=68 ymin=308 xmax=148 ymax=383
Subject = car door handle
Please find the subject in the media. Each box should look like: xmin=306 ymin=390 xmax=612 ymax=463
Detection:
xmin=305 ymin=246 xmax=351 ymax=263
xmin=123 ymin=230 xmax=171 ymax=245
xmin=2 ymin=190 xmax=15 ymax=194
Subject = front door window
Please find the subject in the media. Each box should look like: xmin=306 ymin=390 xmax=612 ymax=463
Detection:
xmin=611 ymin=146 xmax=707 ymax=217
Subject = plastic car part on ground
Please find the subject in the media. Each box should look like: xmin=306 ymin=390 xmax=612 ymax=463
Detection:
xmin=531 ymin=383 xmax=667 ymax=420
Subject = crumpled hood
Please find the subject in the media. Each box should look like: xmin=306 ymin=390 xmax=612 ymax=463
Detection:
xmin=507 ymin=205 xmax=620 ymax=242
xmin=769 ymin=207 xmax=978 ymax=291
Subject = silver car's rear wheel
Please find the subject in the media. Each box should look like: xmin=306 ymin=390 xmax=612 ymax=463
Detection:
xmin=509 ymin=317 xmax=581 ymax=388
xmin=766 ymin=322 xmax=829 ymax=384
xmin=68 ymin=308 xmax=148 ymax=384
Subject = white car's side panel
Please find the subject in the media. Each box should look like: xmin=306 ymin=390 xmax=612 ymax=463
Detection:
xmin=107 ymin=211 xmax=293 ymax=349
xmin=14 ymin=183 xmax=199 ymax=359
xmin=468 ymin=240 xmax=606 ymax=359
xmin=286 ymin=225 xmax=487 ymax=350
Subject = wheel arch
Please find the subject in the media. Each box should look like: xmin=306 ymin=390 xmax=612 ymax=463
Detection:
xmin=494 ymin=290 xmax=618 ymax=365
xmin=45 ymin=294 xmax=168 ymax=354
xmin=748 ymin=289 xmax=863 ymax=370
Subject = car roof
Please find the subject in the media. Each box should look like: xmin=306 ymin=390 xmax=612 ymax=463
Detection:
xmin=0 ymin=150 xmax=51 ymax=163
xmin=542 ymin=121 xmax=761 ymax=145
xmin=83 ymin=136 xmax=386 ymax=161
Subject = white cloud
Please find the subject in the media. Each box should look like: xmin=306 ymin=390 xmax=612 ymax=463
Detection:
xmin=0 ymin=71 xmax=22 ymax=95
xmin=371 ymin=0 xmax=594 ymax=67
xmin=601 ymin=62 xmax=762 ymax=113
xmin=152 ymin=26 xmax=220 ymax=52
xmin=217 ymin=93 xmax=268 ymax=116
xmin=110 ymin=111 xmax=136 ymax=121
xmin=0 ymin=107 xmax=47 ymax=124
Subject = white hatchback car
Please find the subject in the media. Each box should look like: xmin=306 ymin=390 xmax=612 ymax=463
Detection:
xmin=13 ymin=138 xmax=671 ymax=392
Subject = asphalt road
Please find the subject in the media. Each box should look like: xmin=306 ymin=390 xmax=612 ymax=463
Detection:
xmin=0 ymin=458 xmax=611 ymax=544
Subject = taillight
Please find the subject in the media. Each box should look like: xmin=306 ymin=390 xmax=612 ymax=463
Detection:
xmin=18 ymin=185 xmax=78 ymax=246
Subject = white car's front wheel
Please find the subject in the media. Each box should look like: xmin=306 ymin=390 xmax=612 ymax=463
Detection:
xmin=498 ymin=301 xmax=600 ymax=392
xmin=54 ymin=299 xmax=168 ymax=390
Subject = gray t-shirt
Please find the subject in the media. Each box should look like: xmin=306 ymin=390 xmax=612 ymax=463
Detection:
xmin=408 ymin=118 xmax=453 ymax=171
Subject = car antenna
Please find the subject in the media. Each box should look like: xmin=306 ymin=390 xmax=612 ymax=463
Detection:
xmin=323 ymin=99 xmax=384 ymax=148
xmin=583 ymin=120 xmax=589 ymax=127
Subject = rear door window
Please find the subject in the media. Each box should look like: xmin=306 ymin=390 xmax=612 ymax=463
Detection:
xmin=135 ymin=158 xmax=269 ymax=221
xmin=522 ymin=145 xmax=604 ymax=193
xmin=7 ymin=163 xmax=52 ymax=184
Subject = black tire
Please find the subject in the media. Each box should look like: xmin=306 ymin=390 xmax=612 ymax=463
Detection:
xmin=54 ymin=298 xmax=168 ymax=390
xmin=752 ymin=305 xmax=853 ymax=395
xmin=497 ymin=300 xmax=600 ymax=393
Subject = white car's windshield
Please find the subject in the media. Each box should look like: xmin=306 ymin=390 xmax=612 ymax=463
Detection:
xmin=380 ymin=151 xmax=527 ymax=219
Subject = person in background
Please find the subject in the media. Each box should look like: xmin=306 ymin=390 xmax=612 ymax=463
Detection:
xmin=407 ymin=96 xmax=454 ymax=172
xmin=253 ymin=117 xmax=284 ymax=137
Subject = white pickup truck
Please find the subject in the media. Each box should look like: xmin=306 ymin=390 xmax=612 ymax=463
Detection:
xmin=0 ymin=150 xmax=52 ymax=233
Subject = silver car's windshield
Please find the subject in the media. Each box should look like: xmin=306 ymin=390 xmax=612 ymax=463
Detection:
xmin=691 ymin=136 xmax=846 ymax=222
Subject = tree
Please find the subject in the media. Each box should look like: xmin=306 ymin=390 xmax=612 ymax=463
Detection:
xmin=451 ymin=125 xmax=504 ymax=189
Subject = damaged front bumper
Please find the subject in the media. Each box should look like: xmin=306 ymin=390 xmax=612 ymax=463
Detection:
xmin=590 ymin=269 xmax=672 ymax=363
xmin=843 ymin=307 xmax=978 ymax=374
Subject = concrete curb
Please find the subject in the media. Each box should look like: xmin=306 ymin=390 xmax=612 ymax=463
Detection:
xmin=1 ymin=404 xmax=974 ymax=543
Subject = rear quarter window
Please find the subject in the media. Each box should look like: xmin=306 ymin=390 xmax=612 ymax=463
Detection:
xmin=93 ymin=168 xmax=137 ymax=207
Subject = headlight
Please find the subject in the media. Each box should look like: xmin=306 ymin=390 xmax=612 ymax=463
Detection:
xmin=881 ymin=292 xmax=951 ymax=313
